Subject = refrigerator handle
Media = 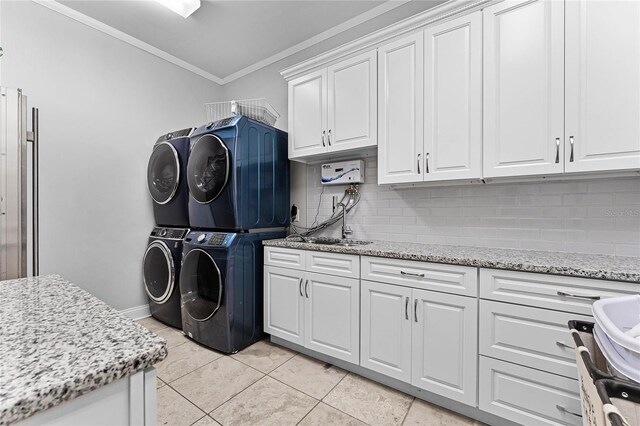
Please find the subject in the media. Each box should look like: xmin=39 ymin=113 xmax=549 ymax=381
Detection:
xmin=27 ymin=108 xmax=39 ymax=276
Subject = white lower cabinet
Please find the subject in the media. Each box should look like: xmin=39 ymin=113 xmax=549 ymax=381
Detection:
xmin=263 ymin=261 xmax=359 ymax=364
xmin=479 ymin=357 xmax=582 ymax=426
xmin=360 ymin=280 xmax=478 ymax=406
xmin=304 ymin=272 xmax=360 ymax=363
xmin=412 ymin=289 xmax=477 ymax=406
xmin=360 ymin=280 xmax=413 ymax=382
xmin=264 ymin=265 xmax=305 ymax=346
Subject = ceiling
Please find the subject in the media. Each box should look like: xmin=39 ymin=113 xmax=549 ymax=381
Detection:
xmin=57 ymin=0 xmax=405 ymax=83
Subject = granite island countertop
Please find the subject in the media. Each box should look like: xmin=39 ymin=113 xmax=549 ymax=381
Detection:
xmin=264 ymin=238 xmax=640 ymax=283
xmin=0 ymin=275 xmax=167 ymax=425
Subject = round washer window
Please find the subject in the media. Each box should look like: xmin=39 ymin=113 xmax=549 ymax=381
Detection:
xmin=147 ymin=142 xmax=180 ymax=204
xmin=186 ymin=134 xmax=229 ymax=204
xmin=143 ymin=241 xmax=175 ymax=304
xmin=180 ymin=249 xmax=223 ymax=321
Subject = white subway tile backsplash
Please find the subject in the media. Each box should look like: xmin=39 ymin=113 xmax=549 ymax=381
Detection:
xmin=300 ymin=165 xmax=640 ymax=256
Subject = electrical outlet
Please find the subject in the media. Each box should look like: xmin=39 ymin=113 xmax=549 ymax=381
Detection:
xmin=291 ymin=204 xmax=300 ymax=222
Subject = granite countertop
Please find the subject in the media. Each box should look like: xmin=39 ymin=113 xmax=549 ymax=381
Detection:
xmin=0 ymin=275 xmax=167 ymax=425
xmin=264 ymin=238 xmax=640 ymax=283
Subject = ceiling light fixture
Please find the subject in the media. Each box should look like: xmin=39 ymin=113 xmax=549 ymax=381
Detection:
xmin=156 ymin=0 xmax=201 ymax=18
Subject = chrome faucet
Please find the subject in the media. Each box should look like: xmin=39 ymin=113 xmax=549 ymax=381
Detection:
xmin=336 ymin=202 xmax=353 ymax=240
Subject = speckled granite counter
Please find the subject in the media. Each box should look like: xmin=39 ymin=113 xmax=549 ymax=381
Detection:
xmin=0 ymin=275 xmax=167 ymax=425
xmin=264 ymin=238 xmax=640 ymax=283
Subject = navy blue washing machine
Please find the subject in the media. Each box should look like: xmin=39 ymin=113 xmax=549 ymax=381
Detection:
xmin=147 ymin=128 xmax=194 ymax=227
xmin=186 ymin=116 xmax=289 ymax=231
xmin=179 ymin=229 xmax=286 ymax=353
xmin=143 ymin=227 xmax=190 ymax=329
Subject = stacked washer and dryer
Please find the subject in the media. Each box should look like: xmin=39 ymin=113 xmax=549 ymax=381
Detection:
xmin=144 ymin=116 xmax=289 ymax=353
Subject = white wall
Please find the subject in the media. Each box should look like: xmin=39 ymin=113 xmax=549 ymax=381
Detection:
xmin=306 ymin=159 xmax=640 ymax=256
xmin=1 ymin=1 xmax=222 ymax=310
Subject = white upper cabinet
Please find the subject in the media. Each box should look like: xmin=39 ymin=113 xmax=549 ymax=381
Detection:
xmin=378 ymin=32 xmax=424 ymax=184
xmin=564 ymin=0 xmax=640 ymax=173
xmin=327 ymin=51 xmax=377 ymax=153
xmin=483 ymin=0 xmax=565 ymax=178
xmin=288 ymin=51 xmax=377 ymax=160
xmin=424 ymin=12 xmax=483 ymax=181
xmin=288 ymin=69 xmax=327 ymax=158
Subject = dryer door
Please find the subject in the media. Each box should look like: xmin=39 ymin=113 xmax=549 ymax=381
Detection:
xmin=187 ymin=134 xmax=230 ymax=204
xmin=147 ymin=142 xmax=180 ymax=204
xmin=180 ymin=248 xmax=223 ymax=321
xmin=143 ymin=241 xmax=175 ymax=304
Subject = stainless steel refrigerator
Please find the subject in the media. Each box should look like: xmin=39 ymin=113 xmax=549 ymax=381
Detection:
xmin=0 ymin=87 xmax=39 ymax=280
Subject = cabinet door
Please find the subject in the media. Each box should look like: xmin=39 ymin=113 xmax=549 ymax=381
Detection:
xmin=327 ymin=51 xmax=377 ymax=153
xmin=483 ymin=0 xmax=564 ymax=178
xmin=263 ymin=266 xmax=305 ymax=346
xmin=424 ymin=12 xmax=482 ymax=181
xmin=378 ymin=32 xmax=424 ymax=184
xmin=412 ymin=289 xmax=477 ymax=406
xmin=304 ymin=272 xmax=360 ymax=363
xmin=360 ymin=280 xmax=412 ymax=382
xmin=565 ymin=0 xmax=640 ymax=173
xmin=288 ymin=69 xmax=327 ymax=159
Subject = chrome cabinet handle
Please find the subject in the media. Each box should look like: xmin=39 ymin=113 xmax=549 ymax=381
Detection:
xmin=556 ymin=341 xmax=573 ymax=350
xmin=299 ymin=278 xmax=303 ymax=297
xmin=414 ymin=299 xmax=418 ymax=322
xmin=425 ymin=153 xmax=430 ymax=174
xmin=556 ymin=405 xmax=582 ymax=418
xmin=405 ymin=297 xmax=409 ymax=320
xmin=400 ymin=270 xmax=425 ymax=278
xmin=417 ymin=154 xmax=421 ymax=174
xmin=328 ymin=129 xmax=332 ymax=146
xmin=305 ymin=279 xmax=309 ymax=298
xmin=557 ymin=291 xmax=600 ymax=301
xmin=569 ymin=136 xmax=574 ymax=162
xmin=555 ymin=138 xmax=560 ymax=164
xmin=322 ymin=131 xmax=326 ymax=147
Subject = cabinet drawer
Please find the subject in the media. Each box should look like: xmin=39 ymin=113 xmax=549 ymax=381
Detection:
xmin=306 ymin=251 xmax=360 ymax=279
xmin=480 ymin=268 xmax=640 ymax=316
xmin=480 ymin=300 xmax=591 ymax=379
xmin=264 ymin=247 xmax=305 ymax=270
xmin=361 ymin=256 xmax=477 ymax=296
xmin=479 ymin=357 xmax=582 ymax=426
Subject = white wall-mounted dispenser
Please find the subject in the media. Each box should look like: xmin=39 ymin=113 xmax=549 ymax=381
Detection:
xmin=321 ymin=160 xmax=365 ymax=185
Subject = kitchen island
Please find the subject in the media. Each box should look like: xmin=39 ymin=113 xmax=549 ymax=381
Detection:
xmin=0 ymin=275 xmax=167 ymax=425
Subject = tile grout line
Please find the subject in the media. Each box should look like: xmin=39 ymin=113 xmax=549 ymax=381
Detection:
xmin=399 ymin=397 xmax=417 ymax=426
xmin=317 ymin=372 xmax=375 ymax=425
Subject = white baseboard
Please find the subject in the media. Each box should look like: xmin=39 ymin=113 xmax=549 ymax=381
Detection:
xmin=121 ymin=304 xmax=151 ymax=320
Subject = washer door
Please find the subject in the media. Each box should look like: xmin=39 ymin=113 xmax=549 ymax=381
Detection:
xmin=147 ymin=142 xmax=180 ymax=204
xmin=143 ymin=241 xmax=175 ymax=304
xmin=187 ymin=134 xmax=230 ymax=204
xmin=180 ymin=249 xmax=223 ymax=321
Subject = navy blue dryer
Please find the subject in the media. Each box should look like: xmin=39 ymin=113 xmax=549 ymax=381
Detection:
xmin=186 ymin=116 xmax=289 ymax=231
xmin=147 ymin=128 xmax=194 ymax=227
xmin=179 ymin=229 xmax=286 ymax=353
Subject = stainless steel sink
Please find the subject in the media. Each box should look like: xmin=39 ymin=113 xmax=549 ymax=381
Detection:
xmin=303 ymin=237 xmax=372 ymax=246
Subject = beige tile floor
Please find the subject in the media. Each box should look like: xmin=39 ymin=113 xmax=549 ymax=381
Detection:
xmin=138 ymin=317 xmax=485 ymax=426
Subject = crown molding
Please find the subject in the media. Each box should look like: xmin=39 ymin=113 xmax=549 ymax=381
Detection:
xmin=280 ymin=0 xmax=496 ymax=80
xmin=32 ymin=0 xmax=225 ymax=84
xmin=218 ymin=0 xmax=412 ymax=85
xmin=31 ymin=0 xmax=420 ymax=87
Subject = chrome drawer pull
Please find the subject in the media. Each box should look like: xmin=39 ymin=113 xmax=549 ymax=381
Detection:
xmin=414 ymin=298 xmax=418 ymax=322
xmin=555 ymin=138 xmax=560 ymax=163
xmin=569 ymin=136 xmax=575 ymax=162
xmin=417 ymin=154 xmax=421 ymax=174
xmin=322 ymin=131 xmax=326 ymax=147
xmin=305 ymin=280 xmax=309 ymax=298
xmin=405 ymin=297 xmax=409 ymax=320
xmin=556 ymin=341 xmax=573 ymax=350
xmin=400 ymin=270 xmax=425 ymax=278
xmin=556 ymin=405 xmax=582 ymax=418
xmin=557 ymin=291 xmax=601 ymax=301
xmin=299 ymin=278 xmax=303 ymax=297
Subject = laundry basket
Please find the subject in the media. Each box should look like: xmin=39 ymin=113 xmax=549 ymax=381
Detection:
xmin=205 ymin=99 xmax=280 ymax=126
xmin=569 ymin=320 xmax=638 ymax=426
xmin=593 ymin=295 xmax=640 ymax=383
xmin=595 ymin=380 xmax=640 ymax=426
